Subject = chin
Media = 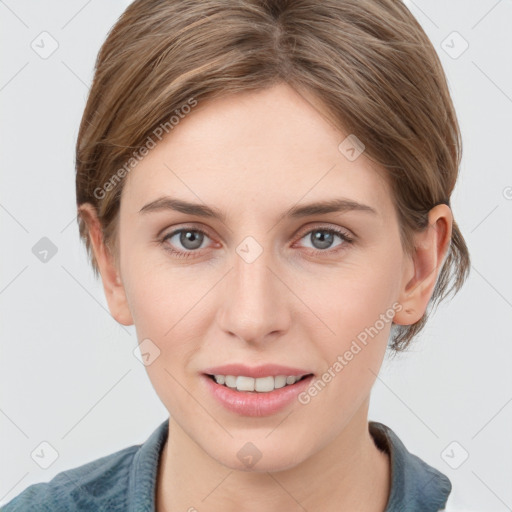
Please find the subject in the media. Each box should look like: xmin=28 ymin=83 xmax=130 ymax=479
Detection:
xmin=209 ymin=442 xmax=309 ymax=474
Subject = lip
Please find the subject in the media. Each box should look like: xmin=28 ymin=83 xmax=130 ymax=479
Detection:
xmin=202 ymin=363 xmax=313 ymax=379
xmin=201 ymin=373 xmax=315 ymax=417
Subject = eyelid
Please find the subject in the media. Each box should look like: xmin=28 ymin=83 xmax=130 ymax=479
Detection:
xmin=160 ymin=224 xmax=216 ymax=247
xmin=160 ymin=222 xmax=353 ymax=243
xmin=294 ymin=222 xmax=354 ymax=240
xmin=159 ymin=221 xmax=213 ymax=238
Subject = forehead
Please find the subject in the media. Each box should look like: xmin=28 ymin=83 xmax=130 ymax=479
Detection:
xmin=120 ymin=84 xmax=393 ymax=222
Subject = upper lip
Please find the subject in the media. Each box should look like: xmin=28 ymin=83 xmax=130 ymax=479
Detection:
xmin=202 ymin=364 xmax=314 ymax=379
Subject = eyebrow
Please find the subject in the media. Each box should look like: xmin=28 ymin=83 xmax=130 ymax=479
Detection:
xmin=138 ymin=196 xmax=378 ymax=221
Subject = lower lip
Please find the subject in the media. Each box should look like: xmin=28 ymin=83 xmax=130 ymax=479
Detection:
xmin=201 ymin=374 xmax=315 ymax=417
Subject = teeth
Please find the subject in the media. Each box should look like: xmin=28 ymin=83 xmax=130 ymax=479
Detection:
xmin=213 ymin=374 xmax=307 ymax=393
xmin=274 ymin=375 xmax=287 ymax=389
xmin=236 ymin=376 xmax=255 ymax=391
xmin=224 ymin=375 xmax=236 ymax=388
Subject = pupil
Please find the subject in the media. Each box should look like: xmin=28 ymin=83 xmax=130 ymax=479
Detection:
xmin=312 ymin=230 xmax=333 ymax=249
xmin=181 ymin=230 xmax=203 ymax=249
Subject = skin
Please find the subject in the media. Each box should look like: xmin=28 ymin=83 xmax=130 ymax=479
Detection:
xmin=80 ymin=82 xmax=452 ymax=512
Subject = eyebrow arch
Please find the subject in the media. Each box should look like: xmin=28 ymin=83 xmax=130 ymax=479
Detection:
xmin=138 ymin=196 xmax=378 ymax=221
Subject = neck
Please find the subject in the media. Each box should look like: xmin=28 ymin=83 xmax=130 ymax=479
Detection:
xmin=156 ymin=398 xmax=390 ymax=512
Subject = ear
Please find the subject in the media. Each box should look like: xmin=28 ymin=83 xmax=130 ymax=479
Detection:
xmin=78 ymin=203 xmax=134 ymax=326
xmin=393 ymin=204 xmax=453 ymax=326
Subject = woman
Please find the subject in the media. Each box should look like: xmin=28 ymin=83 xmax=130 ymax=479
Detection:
xmin=3 ymin=0 xmax=470 ymax=510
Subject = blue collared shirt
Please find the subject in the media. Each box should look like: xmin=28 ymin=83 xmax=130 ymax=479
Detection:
xmin=1 ymin=419 xmax=451 ymax=511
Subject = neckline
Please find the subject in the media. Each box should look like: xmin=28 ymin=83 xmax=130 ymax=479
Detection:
xmin=139 ymin=418 xmax=451 ymax=512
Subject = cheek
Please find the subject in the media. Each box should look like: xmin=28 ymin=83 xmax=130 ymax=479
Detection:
xmin=307 ymin=250 xmax=401 ymax=343
xmin=126 ymin=270 xmax=202 ymax=340
xmin=123 ymin=230 xmax=403 ymax=352
xmin=121 ymin=249 xmax=217 ymax=386
xmin=120 ymin=234 xmax=197 ymax=332
xmin=300 ymin=247 xmax=402 ymax=397
xmin=122 ymin=263 xmax=204 ymax=399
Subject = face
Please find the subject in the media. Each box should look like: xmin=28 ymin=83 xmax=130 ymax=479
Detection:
xmin=102 ymin=83 xmax=417 ymax=471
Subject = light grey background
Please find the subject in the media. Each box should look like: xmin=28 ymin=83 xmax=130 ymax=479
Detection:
xmin=1 ymin=1 xmax=511 ymax=510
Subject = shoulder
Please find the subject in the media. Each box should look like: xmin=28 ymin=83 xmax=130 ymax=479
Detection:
xmin=1 ymin=443 xmax=140 ymax=511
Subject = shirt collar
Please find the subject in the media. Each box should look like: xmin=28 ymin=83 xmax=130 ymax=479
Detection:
xmin=129 ymin=418 xmax=169 ymax=512
xmin=128 ymin=418 xmax=452 ymax=512
xmin=369 ymin=421 xmax=452 ymax=511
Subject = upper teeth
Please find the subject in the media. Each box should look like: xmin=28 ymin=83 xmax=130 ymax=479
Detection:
xmin=213 ymin=374 xmax=306 ymax=393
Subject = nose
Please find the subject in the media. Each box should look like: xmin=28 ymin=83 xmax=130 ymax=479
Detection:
xmin=216 ymin=242 xmax=291 ymax=345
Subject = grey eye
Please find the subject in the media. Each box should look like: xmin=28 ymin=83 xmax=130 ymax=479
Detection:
xmin=165 ymin=229 xmax=208 ymax=251
xmin=301 ymin=229 xmax=344 ymax=250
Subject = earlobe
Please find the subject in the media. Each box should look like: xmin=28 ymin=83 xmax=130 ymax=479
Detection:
xmin=78 ymin=204 xmax=134 ymax=326
xmin=393 ymin=204 xmax=453 ymax=326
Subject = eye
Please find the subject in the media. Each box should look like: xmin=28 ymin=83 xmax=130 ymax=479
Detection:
xmin=161 ymin=227 xmax=212 ymax=258
xmin=160 ymin=225 xmax=354 ymax=259
xmin=295 ymin=226 xmax=354 ymax=253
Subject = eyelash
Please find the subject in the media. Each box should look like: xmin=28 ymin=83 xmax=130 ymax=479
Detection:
xmin=160 ymin=225 xmax=354 ymax=259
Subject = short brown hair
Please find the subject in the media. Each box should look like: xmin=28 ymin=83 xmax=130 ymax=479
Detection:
xmin=75 ymin=0 xmax=470 ymax=351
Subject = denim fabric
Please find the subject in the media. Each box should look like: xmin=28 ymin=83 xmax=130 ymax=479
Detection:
xmin=2 ymin=419 xmax=451 ymax=511
xmin=370 ymin=421 xmax=452 ymax=511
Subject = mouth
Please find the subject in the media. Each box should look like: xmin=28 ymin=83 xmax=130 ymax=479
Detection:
xmin=201 ymin=370 xmax=316 ymax=417
xmin=204 ymin=373 xmax=314 ymax=393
